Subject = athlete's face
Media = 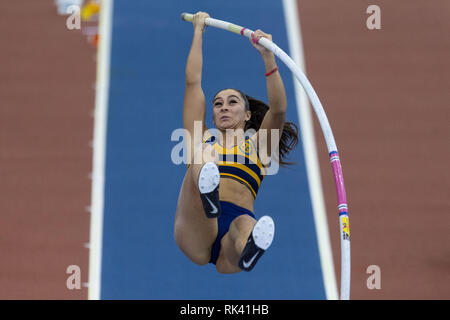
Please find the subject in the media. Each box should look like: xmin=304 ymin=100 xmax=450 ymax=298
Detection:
xmin=212 ymin=89 xmax=251 ymax=131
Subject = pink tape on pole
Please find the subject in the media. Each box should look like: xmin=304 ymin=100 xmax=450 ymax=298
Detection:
xmin=240 ymin=28 xmax=246 ymax=35
xmin=330 ymin=154 xmax=347 ymax=210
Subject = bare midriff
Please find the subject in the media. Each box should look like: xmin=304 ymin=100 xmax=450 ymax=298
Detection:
xmin=218 ymin=178 xmax=255 ymax=213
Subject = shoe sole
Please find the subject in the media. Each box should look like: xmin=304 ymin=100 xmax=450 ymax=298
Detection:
xmin=198 ymin=162 xmax=220 ymax=194
xmin=252 ymin=215 xmax=275 ymax=251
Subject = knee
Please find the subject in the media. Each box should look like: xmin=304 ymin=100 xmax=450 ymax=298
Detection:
xmin=216 ymin=263 xmax=230 ymax=274
xmin=215 ymin=259 xmax=241 ymax=274
xmin=174 ymin=230 xmax=211 ymax=266
xmin=188 ymin=251 xmax=211 ymax=266
xmin=176 ymin=241 xmax=211 ymax=266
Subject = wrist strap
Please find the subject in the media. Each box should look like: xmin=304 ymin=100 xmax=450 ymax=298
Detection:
xmin=265 ymin=66 xmax=278 ymax=77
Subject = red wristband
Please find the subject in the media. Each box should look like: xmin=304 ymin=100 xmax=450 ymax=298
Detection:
xmin=265 ymin=67 xmax=278 ymax=77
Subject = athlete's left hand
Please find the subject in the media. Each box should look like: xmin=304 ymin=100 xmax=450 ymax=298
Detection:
xmin=249 ymin=30 xmax=273 ymax=56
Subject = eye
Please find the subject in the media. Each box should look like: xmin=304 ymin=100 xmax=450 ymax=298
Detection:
xmin=214 ymin=102 xmax=222 ymax=107
xmin=230 ymin=100 xmax=237 ymax=104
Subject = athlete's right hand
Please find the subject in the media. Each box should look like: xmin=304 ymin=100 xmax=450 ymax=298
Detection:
xmin=193 ymin=11 xmax=210 ymax=33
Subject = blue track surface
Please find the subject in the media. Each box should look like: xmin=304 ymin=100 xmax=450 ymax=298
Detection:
xmin=100 ymin=0 xmax=325 ymax=299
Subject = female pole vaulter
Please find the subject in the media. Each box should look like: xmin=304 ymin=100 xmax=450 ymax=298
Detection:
xmin=174 ymin=11 xmax=298 ymax=273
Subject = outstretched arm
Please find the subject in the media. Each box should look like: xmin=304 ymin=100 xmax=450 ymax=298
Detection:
xmin=183 ymin=12 xmax=210 ymax=162
xmin=250 ymin=30 xmax=287 ymax=158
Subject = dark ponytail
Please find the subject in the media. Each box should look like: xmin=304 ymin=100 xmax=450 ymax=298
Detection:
xmin=215 ymin=88 xmax=299 ymax=167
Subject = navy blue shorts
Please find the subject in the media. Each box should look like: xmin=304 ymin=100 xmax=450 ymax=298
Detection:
xmin=209 ymin=201 xmax=256 ymax=265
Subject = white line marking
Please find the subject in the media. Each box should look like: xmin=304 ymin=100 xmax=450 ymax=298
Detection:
xmin=88 ymin=0 xmax=114 ymax=301
xmin=282 ymin=0 xmax=338 ymax=300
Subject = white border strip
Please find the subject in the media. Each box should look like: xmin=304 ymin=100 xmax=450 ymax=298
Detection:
xmin=88 ymin=0 xmax=114 ymax=300
xmin=282 ymin=0 xmax=338 ymax=300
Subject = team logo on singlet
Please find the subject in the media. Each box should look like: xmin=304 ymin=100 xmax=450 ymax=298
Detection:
xmin=238 ymin=140 xmax=253 ymax=156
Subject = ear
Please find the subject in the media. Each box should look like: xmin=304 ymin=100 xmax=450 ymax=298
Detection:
xmin=246 ymin=110 xmax=251 ymax=121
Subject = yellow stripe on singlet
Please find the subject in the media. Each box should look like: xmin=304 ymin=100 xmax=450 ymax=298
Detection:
xmin=219 ymin=172 xmax=257 ymax=198
xmin=218 ymin=162 xmax=261 ymax=187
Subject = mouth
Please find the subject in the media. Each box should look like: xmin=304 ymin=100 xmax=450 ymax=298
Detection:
xmin=220 ymin=115 xmax=231 ymax=121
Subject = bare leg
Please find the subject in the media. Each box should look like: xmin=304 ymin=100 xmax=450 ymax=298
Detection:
xmin=215 ymin=215 xmax=257 ymax=274
xmin=174 ymin=143 xmax=219 ymax=265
